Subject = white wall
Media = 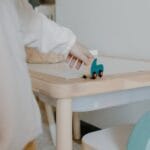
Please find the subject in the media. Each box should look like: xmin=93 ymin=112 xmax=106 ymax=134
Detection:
xmin=56 ymin=0 xmax=150 ymax=60
xmin=79 ymin=100 xmax=150 ymax=128
xmin=56 ymin=0 xmax=150 ymax=128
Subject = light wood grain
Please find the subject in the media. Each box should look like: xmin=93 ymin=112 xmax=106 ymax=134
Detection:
xmin=56 ymin=99 xmax=72 ymax=150
xmin=26 ymin=48 xmax=64 ymax=64
xmin=24 ymin=141 xmax=36 ymax=150
xmin=73 ymin=112 xmax=81 ymax=140
xmin=29 ymin=56 xmax=150 ymax=99
xmin=30 ymin=71 xmax=150 ymax=99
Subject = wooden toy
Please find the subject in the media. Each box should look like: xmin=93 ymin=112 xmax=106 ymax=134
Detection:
xmin=83 ymin=58 xmax=104 ymax=79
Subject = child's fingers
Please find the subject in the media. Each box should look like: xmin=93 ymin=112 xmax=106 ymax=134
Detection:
xmin=69 ymin=57 xmax=77 ymax=68
xmin=83 ymin=50 xmax=94 ymax=59
xmin=66 ymin=53 xmax=72 ymax=63
xmin=75 ymin=59 xmax=83 ymax=70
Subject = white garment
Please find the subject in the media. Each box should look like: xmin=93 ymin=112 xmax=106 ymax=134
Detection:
xmin=0 ymin=0 xmax=76 ymax=149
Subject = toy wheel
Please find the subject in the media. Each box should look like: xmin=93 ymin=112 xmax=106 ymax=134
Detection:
xmin=91 ymin=72 xmax=97 ymax=79
xmin=82 ymin=75 xmax=87 ymax=79
xmin=99 ymin=71 xmax=103 ymax=78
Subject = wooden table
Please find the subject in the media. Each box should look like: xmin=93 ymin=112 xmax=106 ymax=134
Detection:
xmin=29 ymin=56 xmax=150 ymax=150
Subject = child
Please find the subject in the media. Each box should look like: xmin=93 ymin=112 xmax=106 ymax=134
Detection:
xmin=0 ymin=0 xmax=92 ymax=149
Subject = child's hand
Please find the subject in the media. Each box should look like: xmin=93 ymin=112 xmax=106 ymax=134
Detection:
xmin=66 ymin=41 xmax=93 ymax=69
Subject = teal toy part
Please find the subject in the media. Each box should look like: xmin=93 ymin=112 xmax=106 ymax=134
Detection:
xmin=128 ymin=112 xmax=150 ymax=150
xmin=90 ymin=58 xmax=104 ymax=76
xmin=28 ymin=0 xmax=40 ymax=8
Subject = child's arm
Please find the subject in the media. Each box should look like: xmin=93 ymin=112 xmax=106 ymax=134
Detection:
xmin=18 ymin=0 xmax=92 ymax=67
xmin=17 ymin=0 xmax=76 ymax=57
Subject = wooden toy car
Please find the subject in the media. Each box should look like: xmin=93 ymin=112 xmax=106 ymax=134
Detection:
xmin=83 ymin=58 xmax=104 ymax=79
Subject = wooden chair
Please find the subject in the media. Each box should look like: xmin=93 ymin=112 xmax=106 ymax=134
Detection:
xmin=82 ymin=112 xmax=150 ymax=150
xmin=82 ymin=125 xmax=133 ymax=150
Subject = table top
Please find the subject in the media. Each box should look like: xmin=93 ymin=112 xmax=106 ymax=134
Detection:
xmin=29 ymin=56 xmax=150 ymax=99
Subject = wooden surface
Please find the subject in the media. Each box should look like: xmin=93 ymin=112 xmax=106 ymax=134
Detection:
xmin=29 ymin=56 xmax=150 ymax=99
xmin=24 ymin=141 xmax=36 ymax=150
xmin=56 ymin=99 xmax=72 ymax=150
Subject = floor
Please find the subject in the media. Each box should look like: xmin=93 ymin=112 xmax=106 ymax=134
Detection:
xmin=36 ymin=99 xmax=81 ymax=150
xmin=36 ymin=124 xmax=81 ymax=150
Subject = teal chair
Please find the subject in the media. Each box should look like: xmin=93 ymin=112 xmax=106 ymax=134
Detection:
xmin=128 ymin=112 xmax=150 ymax=150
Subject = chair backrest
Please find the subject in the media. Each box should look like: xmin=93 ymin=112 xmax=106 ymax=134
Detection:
xmin=127 ymin=112 xmax=150 ymax=150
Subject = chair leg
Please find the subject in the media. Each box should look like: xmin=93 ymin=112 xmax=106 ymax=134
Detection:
xmin=45 ymin=104 xmax=56 ymax=146
xmin=24 ymin=140 xmax=36 ymax=150
xmin=73 ymin=112 xmax=81 ymax=140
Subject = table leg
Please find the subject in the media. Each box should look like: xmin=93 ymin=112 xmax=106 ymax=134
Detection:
xmin=45 ymin=104 xmax=56 ymax=146
xmin=56 ymin=99 xmax=72 ymax=150
xmin=73 ymin=112 xmax=81 ymax=140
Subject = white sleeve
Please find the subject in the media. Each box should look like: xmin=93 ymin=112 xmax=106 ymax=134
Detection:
xmin=17 ymin=0 xmax=76 ymax=56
